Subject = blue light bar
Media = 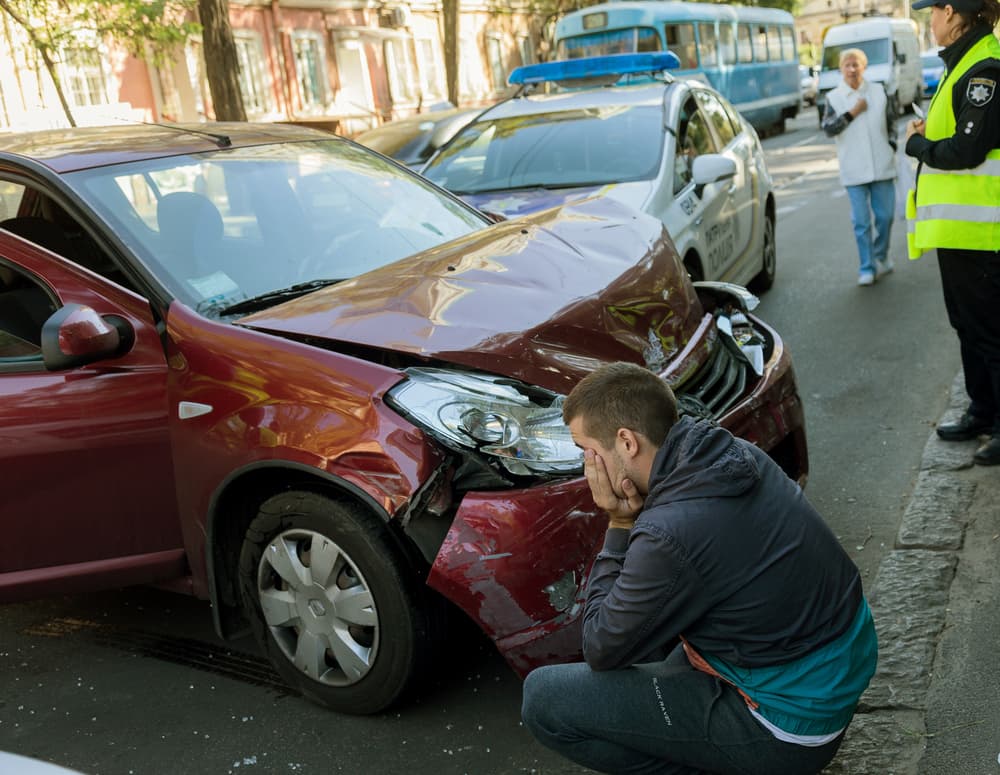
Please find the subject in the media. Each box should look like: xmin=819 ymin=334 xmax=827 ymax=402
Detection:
xmin=508 ymin=52 xmax=681 ymax=86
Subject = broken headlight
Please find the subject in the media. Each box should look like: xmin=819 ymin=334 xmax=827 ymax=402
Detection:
xmin=386 ymin=368 xmax=582 ymax=476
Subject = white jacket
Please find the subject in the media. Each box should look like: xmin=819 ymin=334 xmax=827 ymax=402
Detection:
xmin=826 ymin=80 xmax=896 ymax=187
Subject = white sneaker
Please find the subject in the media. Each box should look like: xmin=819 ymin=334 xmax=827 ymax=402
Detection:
xmin=858 ymin=271 xmax=875 ymax=286
xmin=875 ymin=259 xmax=894 ymax=278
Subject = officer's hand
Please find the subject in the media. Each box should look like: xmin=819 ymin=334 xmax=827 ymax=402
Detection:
xmin=583 ymin=449 xmax=643 ymax=529
xmin=906 ymin=119 xmax=925 ymax=141
xmin=851 ymin=97 xmax=868 ymax=116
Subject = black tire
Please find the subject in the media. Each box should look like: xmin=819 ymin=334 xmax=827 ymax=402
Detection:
xmin=239 ymin=490 xmax=433 ymax=714
xmin=684 ymin=255 xmax=704 ymax=283
xmin=749 ymin=210 xmax=776 ymax=294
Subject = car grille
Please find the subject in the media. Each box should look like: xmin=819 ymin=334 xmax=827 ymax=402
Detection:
xmin=676 ymin=336 xmax=751 ymax=421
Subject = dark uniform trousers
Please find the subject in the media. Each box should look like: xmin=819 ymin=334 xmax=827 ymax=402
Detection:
xmin=937 ymin=246 xmax=1000 ymax=429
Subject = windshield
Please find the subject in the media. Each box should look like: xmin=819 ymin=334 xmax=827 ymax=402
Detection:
xmin=821 ymin=38 xmax=890 ymax=71
xmin=422 ymin=104 xmax=664 ymax=194
xmin=67 ymin=139 xmax=487 ymax=317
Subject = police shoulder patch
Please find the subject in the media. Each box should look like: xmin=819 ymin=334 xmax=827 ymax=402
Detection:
xmin=967 ymin=77 xmax=996 ymax=107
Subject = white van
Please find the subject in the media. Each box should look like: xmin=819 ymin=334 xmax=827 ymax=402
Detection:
xmin=817 ymin=17 xmax=924 ymax=120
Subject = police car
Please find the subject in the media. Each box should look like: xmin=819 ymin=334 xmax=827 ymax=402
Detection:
xmin=421 ymin=53 xmax=777 ymax=290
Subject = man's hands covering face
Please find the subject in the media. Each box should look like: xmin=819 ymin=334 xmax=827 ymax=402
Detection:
xmin=584 ymin=449 xmax=644 ymax=530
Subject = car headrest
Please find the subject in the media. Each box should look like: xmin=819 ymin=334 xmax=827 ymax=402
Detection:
xmin=156 ymin=192 xmax=224 ymax=247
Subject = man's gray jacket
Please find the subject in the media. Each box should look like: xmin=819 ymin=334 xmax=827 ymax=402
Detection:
xmin=582 ymin=416 xmax=864 ymax=671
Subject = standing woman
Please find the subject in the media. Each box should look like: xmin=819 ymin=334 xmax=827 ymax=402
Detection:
xmin=905 ymin=0 xmax=1000 ymax=464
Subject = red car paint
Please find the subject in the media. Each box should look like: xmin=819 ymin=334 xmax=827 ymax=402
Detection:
xmin=0 ymin=124 xmax=807 ymax=697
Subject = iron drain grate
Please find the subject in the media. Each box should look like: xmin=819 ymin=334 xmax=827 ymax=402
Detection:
xmin=22 ymin=617 xmax=295 ymax=695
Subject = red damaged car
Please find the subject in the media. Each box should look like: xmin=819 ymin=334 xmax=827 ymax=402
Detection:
xmin=0 ymin=124 xmax=806 ymax=713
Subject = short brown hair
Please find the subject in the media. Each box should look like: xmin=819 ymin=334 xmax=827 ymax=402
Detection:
xmin=562 ymin=362 xmax=679 ymax=449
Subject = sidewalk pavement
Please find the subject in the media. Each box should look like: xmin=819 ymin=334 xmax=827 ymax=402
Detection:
xmin=824 ymin=373 xmax=1000 ymax=774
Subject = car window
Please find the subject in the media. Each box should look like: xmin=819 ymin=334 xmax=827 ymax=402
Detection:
xmin=822 ymin=38 xmax=890 ymax=70
xmin=0 ymin=179 xmax=138 ymax=292
xmin=68 ymin=139 xmax=488 ymax=316
xmin=673 ymin=97 xmax=717 ymax=195
xmin=0 ymin=182 xmax=25 ymax=221
xmin=695 ymin=90 xmax=736 ymax=147
xmin=0 ymin=261 xmax=57 ymax=361
xmin=424 ymin=103 xmax=664 ymax=194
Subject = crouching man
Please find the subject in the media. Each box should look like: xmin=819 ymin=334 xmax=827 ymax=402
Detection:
xmin=522 ymin=362 xmax=877 ymax=774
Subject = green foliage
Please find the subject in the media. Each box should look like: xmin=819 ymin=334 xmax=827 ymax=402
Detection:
xmin=0 ymin=0 xmax=198 ymax=61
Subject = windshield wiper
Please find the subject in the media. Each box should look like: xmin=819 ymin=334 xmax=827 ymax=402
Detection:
xmin=219 ymin=278 xmax=344 ymax=316
xmin=453 ymin=181 xmax=609 ymax=195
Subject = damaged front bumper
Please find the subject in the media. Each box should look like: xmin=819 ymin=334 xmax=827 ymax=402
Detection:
xmin=425 ymin=311 xmax=806 ymax=675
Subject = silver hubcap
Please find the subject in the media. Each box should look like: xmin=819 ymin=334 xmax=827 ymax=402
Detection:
xmin=257 ymin=529 xmax=378 ymax=686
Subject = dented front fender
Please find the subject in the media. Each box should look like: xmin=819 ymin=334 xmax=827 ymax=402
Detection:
xmin=426 ymin=478 xmax=606 ymax=675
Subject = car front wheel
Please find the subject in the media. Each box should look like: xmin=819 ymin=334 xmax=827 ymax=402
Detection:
xmin=239 ymin=491 xmax=433 ymax=714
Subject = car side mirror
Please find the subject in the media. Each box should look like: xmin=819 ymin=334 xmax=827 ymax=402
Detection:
xmin=40 ymin=303 xmax=132 ymax=370
xmin=897 ymin=53 xmax=907 ymax=64
xmin=691 ymin=154 xmax=738 ymax=198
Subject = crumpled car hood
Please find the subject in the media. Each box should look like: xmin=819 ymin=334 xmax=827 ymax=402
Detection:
xmin=465 ymin=180 xmax=655 ymax=221
xmin=237 ymin=196 xmax=703 ymax=394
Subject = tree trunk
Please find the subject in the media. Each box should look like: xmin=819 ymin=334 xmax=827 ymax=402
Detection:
xmin=197 ymin=0 xmax=247 ymax=121
xmin=442 ymin=0 xmax=459 ymax=107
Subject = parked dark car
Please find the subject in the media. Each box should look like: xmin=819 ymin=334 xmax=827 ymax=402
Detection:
xmin=353 ymin=106 xmax=482 ymax=167
xmin=0 ymin=123 xmax=808 ymax=714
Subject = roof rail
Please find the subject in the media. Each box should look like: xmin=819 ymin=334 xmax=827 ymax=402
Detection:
xmin=507 ymin=52 xmax=681 ymax=87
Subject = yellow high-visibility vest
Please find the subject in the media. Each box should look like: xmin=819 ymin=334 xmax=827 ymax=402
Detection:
xmin=907 ymin=33 xmax=1000 ymax=259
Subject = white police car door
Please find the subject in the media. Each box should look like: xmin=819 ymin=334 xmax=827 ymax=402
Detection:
xmin=657 ymin=96 xmax=737 ymax=281
xmin=694 ymin=90 xmax=755 ymax=269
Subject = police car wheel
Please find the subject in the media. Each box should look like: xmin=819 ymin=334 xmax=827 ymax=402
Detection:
xmin=749 ymin=211 xmax=776 ymax=293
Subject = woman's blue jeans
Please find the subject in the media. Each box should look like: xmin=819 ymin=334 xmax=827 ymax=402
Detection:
xmin=845 ymin=179 xmax=895 ymax=277
xmin=521 ymin=647 xmax=845 ymax=775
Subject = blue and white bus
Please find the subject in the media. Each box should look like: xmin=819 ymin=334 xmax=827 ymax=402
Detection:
xmin=553 ymin=2 xmax=801 ymax=134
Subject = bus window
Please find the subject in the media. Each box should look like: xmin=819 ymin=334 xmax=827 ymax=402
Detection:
xmin=781 ymin=26 xmax=796 ymax=61
xmin=737 ymin=24 xmax=753 ymax=63
xmin=557 ymin=27 xmax=661 ymax=58
xmin=698 ymin=23 xmax=718 ymax=67
xmin=752 ymin=25 xmax=768 ymax=62
xmin=767 ymin=25 xmax=782 ymax=61
xmin=665 ymin=23 xmax=697 ymax=69
xmin=720 ymin=23 xmax=737 ymax=65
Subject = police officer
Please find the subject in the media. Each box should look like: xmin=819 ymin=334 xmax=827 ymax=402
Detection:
xmin=905 ymin=0 xmax=1000 ymax=465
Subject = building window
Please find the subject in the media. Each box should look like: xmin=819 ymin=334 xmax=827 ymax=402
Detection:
xmin=487 ymin=35 xmax=505 ymax=92
xmin=61 ymin=46 xmax=108 ymax=107
xmin=415 ymin=38 xmax=444 ymax=102
xmin=233 ymin=31 xmax=272 ymax=117
xmin=291 ymin=31 xmax=328 ymax=111
xmin=385 ymin=36 xmax=418 ymax=106
xmin=517 ymin=34 xmax=535 ymax=66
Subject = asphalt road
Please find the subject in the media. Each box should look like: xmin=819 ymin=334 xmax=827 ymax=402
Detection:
xmin=0 ymin=110 xmax=964 ymax=775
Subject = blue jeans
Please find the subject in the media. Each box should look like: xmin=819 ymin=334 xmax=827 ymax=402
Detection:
xmin=845 ymin=179 xmax=895 ymax=276
xmin=522 ymin=647 xmax=845 ymax=775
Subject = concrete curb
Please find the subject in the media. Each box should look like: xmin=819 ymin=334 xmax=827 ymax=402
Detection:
xmin=823 ymin=374 xmax=981 ymax=774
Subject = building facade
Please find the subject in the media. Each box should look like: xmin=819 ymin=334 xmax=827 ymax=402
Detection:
xmin=0 ymin=0 xmax=543 ymax=136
